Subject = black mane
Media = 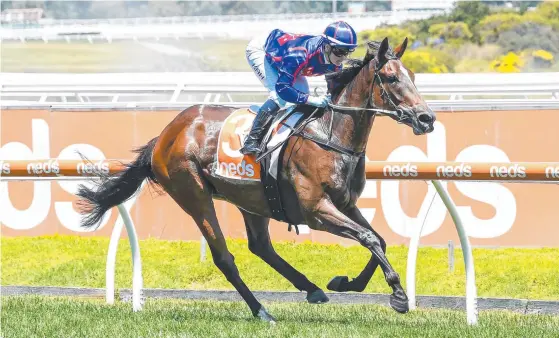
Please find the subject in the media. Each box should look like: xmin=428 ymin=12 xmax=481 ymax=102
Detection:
xmin=325 ymin=40 xmax=396 ymax=101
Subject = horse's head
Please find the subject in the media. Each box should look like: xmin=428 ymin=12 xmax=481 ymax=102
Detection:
xmin=365 ymin=37 xmax=436 ymax=135
xmin=326 ymin=37 xmax=436 ymax=136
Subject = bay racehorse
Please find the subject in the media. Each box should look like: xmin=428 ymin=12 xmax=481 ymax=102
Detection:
xmin=77 ymin=37 xmax=436 ymax=323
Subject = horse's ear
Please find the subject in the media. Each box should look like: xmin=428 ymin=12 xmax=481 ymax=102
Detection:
xmin=394 ymin=37 xmax=408 ymax=59
xmin=377 ymin=37 xmax=389 ymax=67
xmin=363 ymin=43 xmax=375 ymax=64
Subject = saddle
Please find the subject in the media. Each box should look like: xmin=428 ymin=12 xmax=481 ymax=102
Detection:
xmin=215 ymin=103 xmax=324 ymax=230
xmin=250 ymin=104 xmax=323 ymax=161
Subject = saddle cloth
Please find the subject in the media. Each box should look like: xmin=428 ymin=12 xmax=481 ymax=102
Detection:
xmin=215 ymin=106 xmax=305 ymax=181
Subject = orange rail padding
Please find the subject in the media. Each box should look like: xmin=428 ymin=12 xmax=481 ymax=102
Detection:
xmin=365 ymin=161 xmax=559 ymax=182
xmin=2 ymin=160 xmax=559 ymax=182
xmin=0 ymin=160 xmax=127 ymax=177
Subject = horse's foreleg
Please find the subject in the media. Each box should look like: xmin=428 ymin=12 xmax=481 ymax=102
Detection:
xmin=310 ymin=198 xmax=408 ymax=314
xmin=240 ymin=210 xmax=328 ymax=304
xmin=327 ymin=205 xmax=386 ymax=293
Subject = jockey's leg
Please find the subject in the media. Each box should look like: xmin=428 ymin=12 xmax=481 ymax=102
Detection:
xmin=245 ymin=35 xmax=269 ymax=87
xmin=243 ymin=42 xmax=284 ymax=156
xmin=240 ymin=99 xmax=280 ymax=155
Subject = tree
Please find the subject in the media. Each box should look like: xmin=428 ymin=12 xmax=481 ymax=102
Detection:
xmin=359 ymin=26 xmax=415 ymax=45
xmin=477 ymin=12 xmax=525 ymax=43
xmin=449 ymin=1 xmax=490 ymax=29
xmin=429 ymin=22 xmax=473 ymax=44
xmin=496 ymin=22 xmax=559 ymax=54
xmin=523 ymin=1 xmax=559 ymax=30
xmin=401 ymin=50 xmax=450 ymax=73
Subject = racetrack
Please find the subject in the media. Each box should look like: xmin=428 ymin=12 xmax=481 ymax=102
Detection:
xmin=3 ymin=296 xmax=559 ymax=338
xmin=3 ymin=29 xmax=559 ymax=337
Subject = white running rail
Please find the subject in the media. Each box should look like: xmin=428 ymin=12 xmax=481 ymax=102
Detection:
xmin=2 ymin=72 xmax=558 ymax=106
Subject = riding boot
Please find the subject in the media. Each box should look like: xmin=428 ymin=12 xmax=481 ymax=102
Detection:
xmin=240 ymin=99 xmax=280 ymax=155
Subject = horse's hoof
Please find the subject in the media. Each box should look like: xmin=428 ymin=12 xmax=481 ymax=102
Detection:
xmin=255 ymin=307 xmax=277 ymax=324
xmin=327 ymin=276 xmax=349 ymax=292
xmin=307 ymin=289 xmax=329 ymax=304
xmin=390 ymin=293 xmax=409 ymax=314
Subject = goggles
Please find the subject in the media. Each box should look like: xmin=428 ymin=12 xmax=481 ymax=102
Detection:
xmin=331 ymin=46 xmax=355 ymax=57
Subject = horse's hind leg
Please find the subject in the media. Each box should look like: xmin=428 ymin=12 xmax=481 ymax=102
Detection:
xmin=327 ymin=205 xmax=386 ymax=293
xmin=240 ymin=210 xmax=328 ymax=304
xmin=159 ymin=170 xmax=276 ymax=323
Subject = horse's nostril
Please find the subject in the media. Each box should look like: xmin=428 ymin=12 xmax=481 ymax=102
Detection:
xmin=418 ymin=113 xmax=434 ymax=124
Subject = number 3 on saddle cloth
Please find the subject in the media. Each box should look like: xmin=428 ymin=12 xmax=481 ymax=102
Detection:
xmin=214 ymin=105 xmax=309 ymax=227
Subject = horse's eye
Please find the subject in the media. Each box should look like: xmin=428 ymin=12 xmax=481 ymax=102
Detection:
xmin=387 ymin=75 xmax=398 ymax=84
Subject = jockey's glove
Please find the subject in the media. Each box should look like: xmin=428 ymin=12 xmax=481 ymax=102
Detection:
xmin=306 ymin=95 xmax=330 ymax=108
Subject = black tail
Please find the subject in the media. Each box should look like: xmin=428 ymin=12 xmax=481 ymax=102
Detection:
xmin=76 ymin=137 xmax=160 ymax=229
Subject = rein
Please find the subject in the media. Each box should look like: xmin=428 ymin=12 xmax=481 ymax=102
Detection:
xmin=255 ymin=59 xmax=409 ymax=161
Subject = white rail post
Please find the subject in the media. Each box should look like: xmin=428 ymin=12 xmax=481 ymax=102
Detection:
xmin=116 ymin=204 xmax=144 ymax=312
xmin=106 ymin=181 xmax=146 ymax=311
xmin=405 ymin=181 xmax=439 ymax=311
xmin=432 ymin=180 xmax=478 ymax=325
xmin=406 ymin=201 xmax=429 ymax=311
xmin=105 ymin=214 xmax=123 ymax=305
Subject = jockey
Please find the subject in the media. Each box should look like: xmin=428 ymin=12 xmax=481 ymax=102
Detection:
xmin=240 ymin=21 xmax=358 ymax=156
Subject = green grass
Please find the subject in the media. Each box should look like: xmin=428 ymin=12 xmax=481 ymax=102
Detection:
xmin=1 ymin=41 xmax=132 ymax=72
xmin=193 ymin=38 xmax=252 ymax=71
xmin=0 ymin=39 xmax=252 ymax=73
xmin=2 ymin=235 xmax=559 ymax=301
xmin=2 ymin=296 xmax=559 ymax=338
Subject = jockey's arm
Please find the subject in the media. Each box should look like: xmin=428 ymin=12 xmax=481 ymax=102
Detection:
xmin=275 ymin=52 xmax=311 ymax=105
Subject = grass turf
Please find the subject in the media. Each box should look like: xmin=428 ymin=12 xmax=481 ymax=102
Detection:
xmin=2 ymin=296 xmax=559 ymax=338
xmin=2 ymin=235 xmax=558 ymax=301
xmin=0 ymin=39 xmax=252 ymax=73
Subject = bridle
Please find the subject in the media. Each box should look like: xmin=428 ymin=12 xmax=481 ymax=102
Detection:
xmin=327 ymin=58 xmax=415 ymax=124
xmin=256 ymin=58 xmax=414 ymax=162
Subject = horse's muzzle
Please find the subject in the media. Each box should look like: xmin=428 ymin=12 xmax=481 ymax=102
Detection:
xmin=411 ymin=106 xmax=436 ymax=135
